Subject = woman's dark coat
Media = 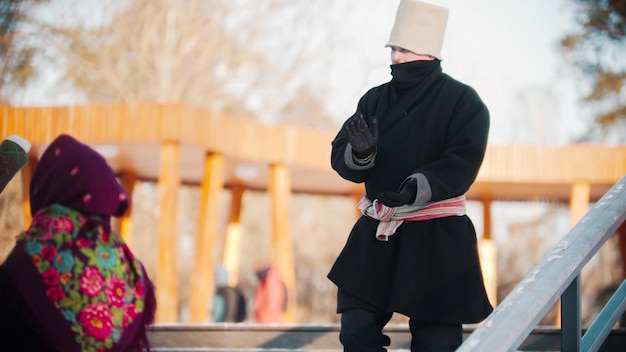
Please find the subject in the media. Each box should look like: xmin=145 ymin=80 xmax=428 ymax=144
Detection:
xmin=327 ymin=60 xmax=493 ymax=324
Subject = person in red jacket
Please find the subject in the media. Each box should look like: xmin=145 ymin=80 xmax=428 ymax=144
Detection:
xmin=253 ymin=262 xmax=286 ymax=323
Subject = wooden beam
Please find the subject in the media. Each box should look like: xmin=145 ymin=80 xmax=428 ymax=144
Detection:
xmin=570 ymin=180 xmax=591 ymax=226
xmin=479 ymin=197 xmax=497 ymax=307
xmin=188 ymin=152 xmax=225 ymax=323
xmin=155 ymin=141 xmax=181 ymax=323
xmin=3 ymin=105 xmax=626 ymax=201
xmin=116 ymin=172 xmax=137 ymax=243
xmin=269 ymin=163 xmax=296 ymax=322
xmin=222 ymin=185 xmax=245 ymax=287
xmin=20 ymin=152 xmax=38 ymax=229
xmin=351 ymin=189 xmax=363 ymax=219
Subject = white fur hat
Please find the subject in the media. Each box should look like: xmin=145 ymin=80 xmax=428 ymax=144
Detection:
xmin=385 ymin=0 xmax=449 ymax=60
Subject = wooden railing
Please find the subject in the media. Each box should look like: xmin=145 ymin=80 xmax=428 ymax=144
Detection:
xmin=3 ymin=104 xmax=626 ymax=196
xmin=0 ymin=104 xmax=626 ymax=198
xmin=3 ymin=103 xmax=626 ymax=325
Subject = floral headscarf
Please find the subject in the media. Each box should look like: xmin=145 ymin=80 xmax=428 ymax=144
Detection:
xmin=2 ymin=134 xmax=156 ymax=351
xmin=30 ymin=134 xmax=129 ymax=218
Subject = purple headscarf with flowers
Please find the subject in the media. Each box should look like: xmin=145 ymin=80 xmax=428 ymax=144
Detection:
xmin=1 ymin=134 xmax=156 ymax=351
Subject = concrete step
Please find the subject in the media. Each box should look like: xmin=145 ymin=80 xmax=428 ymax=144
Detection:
xmin=147 ymin=324 xmax=626 ymax=351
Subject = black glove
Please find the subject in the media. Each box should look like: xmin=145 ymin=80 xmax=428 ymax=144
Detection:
xmin=345 ymin=114 xmax=378 ymax=160
xmin=377 ymin=178 xmax=417 ymax=207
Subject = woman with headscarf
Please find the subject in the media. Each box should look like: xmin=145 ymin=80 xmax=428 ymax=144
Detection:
xmin=0 ymin=134 xmax=156 ymax=351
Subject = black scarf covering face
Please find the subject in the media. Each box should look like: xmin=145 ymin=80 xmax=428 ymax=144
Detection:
xmin=375 ymin=60 xmax=443 ymax=134
xmin=390 ymin=59 xmax=442 ymax=95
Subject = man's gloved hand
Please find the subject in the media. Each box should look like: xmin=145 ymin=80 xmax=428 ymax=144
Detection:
xmin=345 ymin=113 xmax=378 ymax=160
xmin=377 ymin=178 xmax=417 ymax=207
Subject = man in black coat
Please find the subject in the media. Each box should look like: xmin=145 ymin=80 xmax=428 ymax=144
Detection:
xmin=327 ymin=1 xmax=493 ymax=351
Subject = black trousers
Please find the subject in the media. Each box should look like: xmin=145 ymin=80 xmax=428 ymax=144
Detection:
xmin=339 ymin=308 xmax=462 ymax=352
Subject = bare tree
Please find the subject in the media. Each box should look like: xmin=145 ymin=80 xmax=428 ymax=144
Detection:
xmin=12 ymin=0 xmax=337 ymax=125
xmin=0 ymin=0 xmax=48 ymax=103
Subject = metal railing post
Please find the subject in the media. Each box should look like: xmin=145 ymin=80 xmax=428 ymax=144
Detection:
xmin=561 ymin=275 xmax=581 ymax=351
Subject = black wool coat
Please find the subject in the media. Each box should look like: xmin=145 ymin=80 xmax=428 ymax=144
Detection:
xmin=327 ymin=60 xmax=493 ymax=324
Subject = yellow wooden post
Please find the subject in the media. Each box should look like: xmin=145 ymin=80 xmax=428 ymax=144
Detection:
xmin=352 ymin=188 xmax=363 ymax=219
xmin=269 ymin=163 xmax=297 ymax=323
xmin=570 ymin=180 xmax=591 ymax=225
xmin=188 ymin=152 xmax=225 ymax=323
xmin=555 ymin=179 xmax=591 ymax=326
xmin=478 ymin=197 xmax=497 ymax=307
xmin=222 ymin=185 xmax=245 ymax=287
xmin=155 ymin=141 xmax=181 ymax=323
xmin=116 ymin=172 xmax=136 ymax=243
xmin=20 ymin=153 xmax=37 ymax=229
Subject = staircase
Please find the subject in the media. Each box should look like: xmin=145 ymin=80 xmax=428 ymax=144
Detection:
xmin=147 ymin=323 xmax=626 ymax=351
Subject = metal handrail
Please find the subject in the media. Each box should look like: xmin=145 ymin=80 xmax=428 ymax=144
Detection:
xmin=458 ymin=175 xmax=626 ymax=352
xmin=581 ymin=279 xmax=626 ymax=351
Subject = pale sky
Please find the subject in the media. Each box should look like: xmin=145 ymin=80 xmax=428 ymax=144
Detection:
xmin=321 ymin=0 xmax=586 ymax=145
xmin=17 ymin=0 xmax=587 ymax=145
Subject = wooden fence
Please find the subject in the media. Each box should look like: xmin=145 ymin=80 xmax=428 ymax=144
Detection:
xmin=2 ymin=103 xmax=626 ymax=324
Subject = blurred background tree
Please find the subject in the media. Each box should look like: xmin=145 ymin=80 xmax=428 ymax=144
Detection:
xmin=2 ymin=0 xmax=335 ymax=127
xmin=562 ymin=0 xmax=626 ymax=142
xmin=0 ymin=0 xmax=44 ymax=103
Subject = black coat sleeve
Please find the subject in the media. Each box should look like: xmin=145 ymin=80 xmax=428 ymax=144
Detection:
xmin=413 ymin=84 xmax=490 ymax=200
xmin=0 ymin=264 xmax=52 ymax=351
